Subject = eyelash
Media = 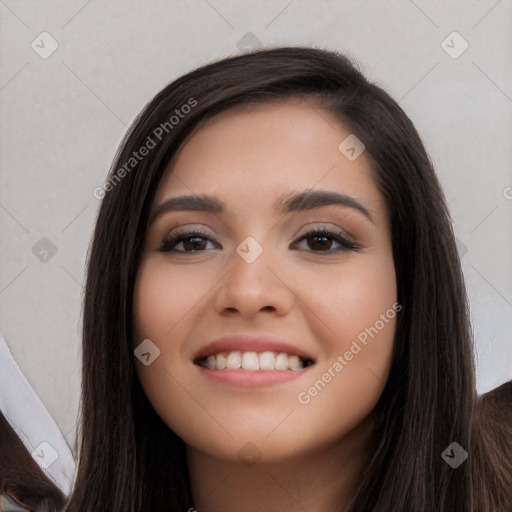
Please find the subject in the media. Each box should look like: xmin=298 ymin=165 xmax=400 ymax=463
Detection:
xmin=157 ymin=227 xmax=359 ymax=254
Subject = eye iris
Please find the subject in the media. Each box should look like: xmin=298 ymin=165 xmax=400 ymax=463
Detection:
xmin=309 ymin=234 xmax=331 ymax=251
xmin=183 ymin=236 xmax=207 ymax=251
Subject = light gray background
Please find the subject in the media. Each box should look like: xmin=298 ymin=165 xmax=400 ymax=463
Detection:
xmin=1 ymin=0 xmax=511 ymax=456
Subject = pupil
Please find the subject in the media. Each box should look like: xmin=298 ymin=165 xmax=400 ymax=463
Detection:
xmin=185 ymin=236 xmax=205 ymax=251
xmin=311 ymin=235 xmax=330 ymax=250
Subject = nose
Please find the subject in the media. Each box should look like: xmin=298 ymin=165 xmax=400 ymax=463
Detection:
xmin=212 ymin=239 xmax=296 ymax=319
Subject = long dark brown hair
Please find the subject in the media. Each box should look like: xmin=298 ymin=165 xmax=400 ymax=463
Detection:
xmin=64 ymin=46 xmax=511 ymax=511
xmin=0 ymin=412 xmax=66 ymax=512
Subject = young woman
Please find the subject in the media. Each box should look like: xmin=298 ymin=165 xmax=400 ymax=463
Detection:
xmin=64 ymin=46 xmax=512 ymax=511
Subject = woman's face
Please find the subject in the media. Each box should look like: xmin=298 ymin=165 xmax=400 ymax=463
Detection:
xmin=133 ymin=100 xmax=397 ymax=463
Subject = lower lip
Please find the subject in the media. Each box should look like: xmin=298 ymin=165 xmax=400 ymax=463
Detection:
xmin=195 ymin=364 xmax=315 ymax=387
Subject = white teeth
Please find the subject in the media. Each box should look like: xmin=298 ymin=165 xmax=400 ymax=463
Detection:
xmin=275 ymin=353 xmax=289 ymax=370
xmin=288 ymin=355 xmax=302 ymax=370
xmin=259 ymin=351 xmax=275 ymax=370
xmin=226 ymin=351 xmax=241 ymax=369
xmin=241 ymin=352 xmax=259 ymax=370
xmin=216 ymin=353 xmax=227 ymax=369
xmin=200 ymin=350 xmax=309 ymax=371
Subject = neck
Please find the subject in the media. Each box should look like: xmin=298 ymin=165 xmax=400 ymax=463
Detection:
xmin=186 ymin=412 xmax=376 ymax=512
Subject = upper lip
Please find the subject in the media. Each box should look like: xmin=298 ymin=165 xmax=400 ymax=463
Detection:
xmin=193 ymin=334 xmax=316 ymax=363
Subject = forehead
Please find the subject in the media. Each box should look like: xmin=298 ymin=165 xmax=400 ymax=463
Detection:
xmin=155 ymin=101 xmax=385 ymax=220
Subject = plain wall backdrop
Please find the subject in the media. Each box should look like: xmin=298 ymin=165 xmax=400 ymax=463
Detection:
xmin=1 ymin=0 xmax=511 ymax=457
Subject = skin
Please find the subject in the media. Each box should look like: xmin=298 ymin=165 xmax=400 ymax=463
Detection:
xmin=133 ymin=100 xmax=397 ymax=511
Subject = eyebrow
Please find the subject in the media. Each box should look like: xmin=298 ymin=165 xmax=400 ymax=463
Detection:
xmin=150 ymin=190 xmax=375 ymax=224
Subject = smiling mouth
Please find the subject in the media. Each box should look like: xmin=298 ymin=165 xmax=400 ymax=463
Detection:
xmin=194 ymin=350 xmax=315 ymax=371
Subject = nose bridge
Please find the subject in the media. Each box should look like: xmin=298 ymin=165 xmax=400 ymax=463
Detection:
xmin=230 ymin=232 xmax=279 ymax=291
xmin=213 ymin=232 xmax=295 ymax=316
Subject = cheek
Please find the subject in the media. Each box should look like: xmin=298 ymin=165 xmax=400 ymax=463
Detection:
xmin=132 ymin=258 xmax=208 ymax=440
xmin=293 ymin=251 xmax=397 ymax=417
xmin=301 ymin=250 xmax=397 ymax=354
xmin=338 ymin=253 xmax=397 ymax=357
xmin=133 ymin=257 xmax=207 ymax=343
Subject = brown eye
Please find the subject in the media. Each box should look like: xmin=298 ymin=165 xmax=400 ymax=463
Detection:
xmin=292 ymin=228 xmax=358 ymax=253
xmin=158 ymin=229 xmax=219 ymax=253
xmin=157 ymin=227 xmax=359 ymax=254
